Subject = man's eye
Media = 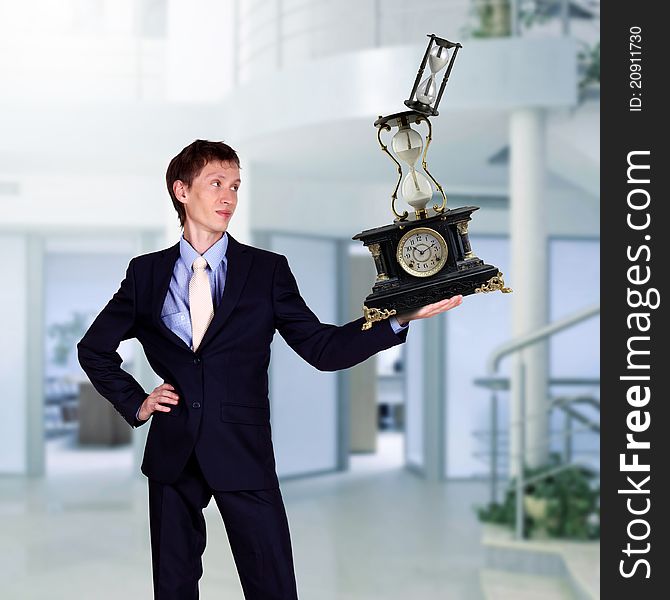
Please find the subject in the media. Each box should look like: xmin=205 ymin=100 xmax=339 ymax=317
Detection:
xmin=232 ymin=185 xmax=239 ymax=191
xmin=211 ymin=181 xmax=220 ymax=187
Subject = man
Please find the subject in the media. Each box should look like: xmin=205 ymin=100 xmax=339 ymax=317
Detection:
xmin=77 ymin=139 xmax=462 ymax=599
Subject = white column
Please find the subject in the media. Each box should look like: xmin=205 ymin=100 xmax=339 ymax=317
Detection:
xmin=509 ymin=108 xmax=549 ymax=474
xmin=26 ymin=234 xmax=45 ymax=477
xmin=405 ymin=319 xmax=425 ymax=472
xmin=423 ymin=313 xmax=447 ymax=482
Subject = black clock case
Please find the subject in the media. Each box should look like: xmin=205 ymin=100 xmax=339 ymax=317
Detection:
xmin=352 ymin=206 xmax=500 ymax=314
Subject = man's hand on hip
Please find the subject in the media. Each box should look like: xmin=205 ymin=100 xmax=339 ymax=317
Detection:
xmin=138 ymin=382 xmax=180 ymax=421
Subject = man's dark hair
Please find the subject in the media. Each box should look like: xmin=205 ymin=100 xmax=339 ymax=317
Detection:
xmin=166 ymin=139 xmax=241 ymax=228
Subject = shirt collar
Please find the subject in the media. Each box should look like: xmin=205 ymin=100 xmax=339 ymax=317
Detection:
xmin=179 ymin=231 xmax=228 ymax=272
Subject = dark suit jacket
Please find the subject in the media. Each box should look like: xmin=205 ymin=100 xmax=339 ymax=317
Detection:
xmin=77 ymin=233 xmax=409 ymax=491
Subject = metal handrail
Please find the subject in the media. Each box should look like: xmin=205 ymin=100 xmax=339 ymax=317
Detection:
xmin=553 ymin=398 xmax=600 ymax=433
xmin=481 ymin=303 xmax=600 ymax=539
xmin=486 ymin=303 xmax=600 ymax=375
xmin=551 ymin=394 xmax=600 ymax=411
xmin=474 ymin=375 xmax=600 ymax=391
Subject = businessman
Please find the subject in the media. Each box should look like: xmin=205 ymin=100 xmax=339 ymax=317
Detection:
xmin=77 ymin=139 xmax=462 ymax=599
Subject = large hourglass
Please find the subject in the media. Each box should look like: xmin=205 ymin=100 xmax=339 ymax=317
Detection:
xmin=374 ymin=111 xmax=447 ymax=220
xmin=392 ymin=124 xmax=433 ymax=217
xmin=405 ymin=34 xmax=462 ymax=116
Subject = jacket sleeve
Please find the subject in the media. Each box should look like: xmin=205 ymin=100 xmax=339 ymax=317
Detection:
xmin=76 ymin=258 xmax=149 ymax=428
xmin=272 ymin=254 xmax=409 ymax=371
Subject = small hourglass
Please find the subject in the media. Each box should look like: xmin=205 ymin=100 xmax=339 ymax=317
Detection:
xmin=405 ymin=34 xmax=462 ymax=117
xmin=417 ymin=45 xmax=450 ymax=105
xmin=391 ymin=124 xmax=433 ymax=218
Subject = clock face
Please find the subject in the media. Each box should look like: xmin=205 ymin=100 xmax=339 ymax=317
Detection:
xmin=396 ymin=227 xmax=448 ymax=277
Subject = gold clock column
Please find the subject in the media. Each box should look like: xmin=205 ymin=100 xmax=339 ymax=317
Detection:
xmin=456 ymin=221 xmax=475 ymax=260
xmin=368 ymin=243 xmax=389 ymax=281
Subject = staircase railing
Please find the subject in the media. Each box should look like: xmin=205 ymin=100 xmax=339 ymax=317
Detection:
xmin=475 ymin=303 xmax=600 ymax=539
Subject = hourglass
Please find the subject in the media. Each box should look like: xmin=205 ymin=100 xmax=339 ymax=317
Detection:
xmin=374 ymin=111 xmax=446 ymax=220
xmin=394 ymin=124 xmax=432 ymax=215
xmin=405 ymin=34 xmax=462 ymax=116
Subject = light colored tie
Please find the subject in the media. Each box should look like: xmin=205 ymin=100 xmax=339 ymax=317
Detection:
xmin=189 ymin=256 xmax=214 ymax=352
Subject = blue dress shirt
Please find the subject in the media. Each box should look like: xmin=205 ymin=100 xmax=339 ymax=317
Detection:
xmin=161 ymin=231 xmax=230 ymax=349
xmin=136 ymin=231 xmax=408 ymax=420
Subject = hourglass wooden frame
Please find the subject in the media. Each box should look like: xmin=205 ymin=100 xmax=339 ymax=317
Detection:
xmin=405 ymin=34 xmax=462 ymax=116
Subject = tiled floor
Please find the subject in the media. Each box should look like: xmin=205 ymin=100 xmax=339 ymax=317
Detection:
xmin=1 ymin=431 xmax=488 ymax=599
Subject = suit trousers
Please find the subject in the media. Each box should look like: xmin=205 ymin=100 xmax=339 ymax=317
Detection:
xmin=148 ymin=450 xmax=299 ymax=599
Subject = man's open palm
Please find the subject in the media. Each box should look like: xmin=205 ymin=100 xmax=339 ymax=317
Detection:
xmin=396 ymin=294 xmax=463 ymax=326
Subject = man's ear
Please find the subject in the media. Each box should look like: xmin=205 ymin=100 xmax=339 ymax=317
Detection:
xmin=173 ymin=180 xmax=188 ymax=203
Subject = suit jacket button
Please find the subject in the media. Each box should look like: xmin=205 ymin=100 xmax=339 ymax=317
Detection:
xmin=193 ymin=357 xmax=201 ymax=365
xmin=192 ymin=402 xmax=201 ymax=409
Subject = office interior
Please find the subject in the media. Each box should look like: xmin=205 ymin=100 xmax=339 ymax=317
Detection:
xmin=0 ymin=1 xmax=600 ymax=598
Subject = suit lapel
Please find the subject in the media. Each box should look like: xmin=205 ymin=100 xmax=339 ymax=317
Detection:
xmin=151 ymin=233 xmax=253 ymax=353
xmin=198 ymin=233 xmax=253 ymax=351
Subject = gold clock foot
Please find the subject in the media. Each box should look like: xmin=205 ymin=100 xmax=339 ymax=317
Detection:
xmin=361 ymin=305 xmax=397 ymax=330
xmin=474 ymin=271 xmax=513 ymax=294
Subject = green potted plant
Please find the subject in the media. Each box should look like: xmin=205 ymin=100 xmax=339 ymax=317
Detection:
xmin=477 ymin=455 xmax=600 ymax=540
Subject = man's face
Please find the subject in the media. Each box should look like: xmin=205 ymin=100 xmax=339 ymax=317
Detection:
xmin=176 ymin=160 xmax=240 ymax=233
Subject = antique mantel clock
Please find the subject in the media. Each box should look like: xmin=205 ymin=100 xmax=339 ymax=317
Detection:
xmin=353 ymin=34 xmax=512 ymax=330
